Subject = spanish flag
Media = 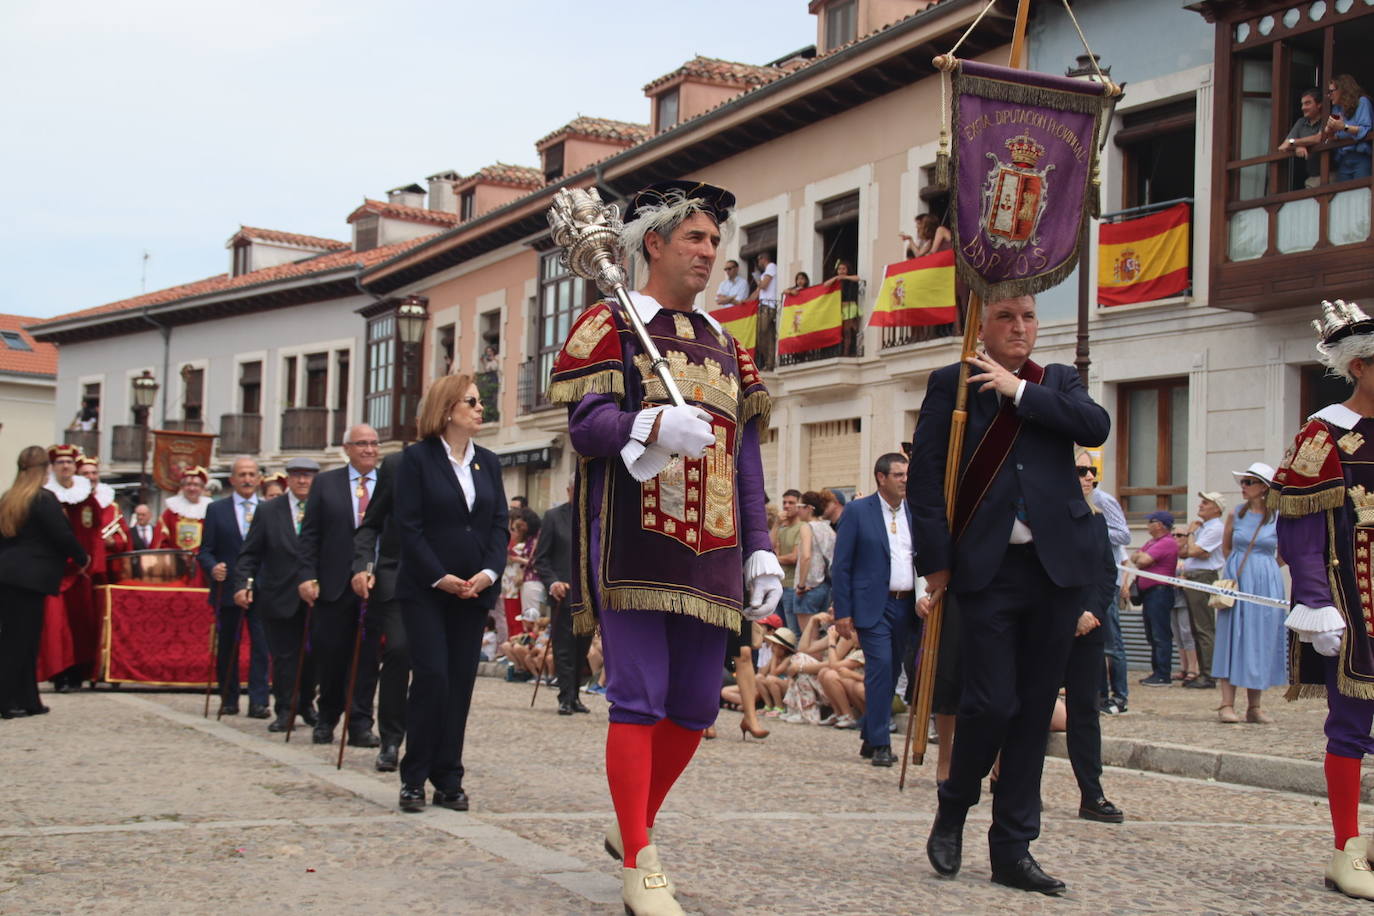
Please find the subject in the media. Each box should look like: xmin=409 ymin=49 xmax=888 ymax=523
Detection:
xmin=1098 ymin=202 xmax=1191 ymax=307
xmin=778 ymin=279 xmax=842 ymax=354
xmin=711 ymin=299 xmax=758 ymax=354
xmin=868 ymin=250 xmax=957 ymax=327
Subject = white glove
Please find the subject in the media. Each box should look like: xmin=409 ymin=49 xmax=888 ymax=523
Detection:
xmin=1312 ymin=629 xmax=1343 ymax=657
xmin=743 ymin=550 xmax=785 ymax=621
xmin=655 ymin=405 xmax=714 ymax=459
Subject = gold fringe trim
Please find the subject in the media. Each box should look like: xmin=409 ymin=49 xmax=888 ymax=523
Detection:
xmin=1337 ymin=667 xmax=1374 ymax=700
xmin=1285 ymin=682 xmax=1327 ymax=701
xmin=602 ymin=586 xmax=741 ymax=632
xmin=546 ymin=371 xmax=625 ymax=406
xmin=740 ymin=389 xmax=772 ymax=431
xmin=958 ymin=71 xmax=1108 ymax=115
xmin=1275 ymin=486 xmax=1345 ymax=518
xmin=572 ymin=605 xmax=596 ymax=636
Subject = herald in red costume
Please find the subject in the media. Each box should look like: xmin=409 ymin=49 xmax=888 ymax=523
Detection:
xmin=37 ymin=445 xmax=104 ymax=686
xmin=159 ymin=465 xmax=209 ymax=586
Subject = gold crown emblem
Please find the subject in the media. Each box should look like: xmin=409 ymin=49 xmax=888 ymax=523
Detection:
xmin=1312 ymin=298 xmax=1374 ymax=345
xmin=1351 ymin=485 xmax=1374 ymax=528
xmin=1005 ymin=133 xmax=1046 ymax=169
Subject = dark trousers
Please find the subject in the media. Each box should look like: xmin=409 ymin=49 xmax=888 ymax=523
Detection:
xmin=360 ymin=598 xmax=409 ymax=746
xmin=1063 ymin=632 xmax=1106 ymax=802
xmin=855 ymin=593 xmax=918 ymax=747
xmin=937 ymin=545 xmax=1079 ymax=864
xmin=263 ymin=609 xmax=315 ymax=717
xmin=309 ymin=593 xmax=376 ymax=731
xmin=0 ymin=583 xmax=45 ymax=712
xmin=1140 ymin=585 xmax=1175 ymax=680
xmin=215 ymin=604 xmax=270 ymax=708
xmin=399 ymin=593 xmax=485 ymax=791
xmin=551 ymin=596 xmax=591 ymax=705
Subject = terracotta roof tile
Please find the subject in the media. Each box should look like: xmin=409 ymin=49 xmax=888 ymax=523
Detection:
xmin=346 ymin=199 xmax=461 ymax=228
xmin=0 ymin=313 xmax=58 ymax=377
xmin=459 ymin=162 xmax=545 ymax=190
xmin=536 ymin=116 xmax=651 ymax=150
xmin=643 ymin=55 xmax=787 ymax=94
xmin=229 ymin=226 xmax=349 ymax=250
xmin=30 ymin=234 xmax=439 ymax=330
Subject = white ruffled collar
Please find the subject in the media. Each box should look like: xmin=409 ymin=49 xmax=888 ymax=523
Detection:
xmin=165 ymin=493 xmax=208 ymax=520
xmin=93 ymin=482 xmax=115 ymax=509
xmin=1312 ymin=403 xmax=1363 ymax=430
xmin=628 ymin=291 xmax=724 ymax=335
xmin=45 ymin=474 xmax=92 ymax=505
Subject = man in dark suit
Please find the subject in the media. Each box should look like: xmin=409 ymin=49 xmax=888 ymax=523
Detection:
xmin=351 ymin=451 xmax=410 ymax=772
xmin=235 ymin=457 xmax=318 ymax=732
xmin=831 ymin=453 xmax=919 ymax=768
xmin=533 ymin=482 xmax=590 ymax=716
xmin=298 ymin=424 xmax=382 ymax=747
xmin=199 ymin=457 xmax=269 ymax=718
xmin=128 ymin=504 xmax=156 ymax=551
xmin=911 ymin=295 xmax=1110 ymax=896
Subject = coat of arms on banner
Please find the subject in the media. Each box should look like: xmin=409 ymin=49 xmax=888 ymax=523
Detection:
xmin=981 ymin=134 xmax=1052 ymax=248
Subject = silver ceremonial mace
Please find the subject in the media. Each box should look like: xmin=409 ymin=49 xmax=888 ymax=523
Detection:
xmin=547 ymin=187 xmax=686 ymax=408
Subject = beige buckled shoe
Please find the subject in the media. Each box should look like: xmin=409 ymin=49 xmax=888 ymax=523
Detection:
xmin=1327 ymin=836 xmax=1374 ymax=899
xmin=605 ymin=824 xmax=672 ymax=896
xmin=622 ymin=844 xmax=684 ymax=916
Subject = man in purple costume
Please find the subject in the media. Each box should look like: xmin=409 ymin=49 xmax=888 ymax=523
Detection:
xmin=547 ymin=180 xmax=783 ymax=916
xmin=1275 ymin=298 xmax=1374 ymax=900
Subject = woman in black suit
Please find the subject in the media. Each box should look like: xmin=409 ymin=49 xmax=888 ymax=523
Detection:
xmin=394 ymin=373 xmax=508 ymax=812
xmin=0 ymin=446 xmax=88 ymax=718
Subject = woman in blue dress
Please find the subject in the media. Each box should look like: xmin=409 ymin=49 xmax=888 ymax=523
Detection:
xmin=1213 ymin=461 xmax=1287 ymax=724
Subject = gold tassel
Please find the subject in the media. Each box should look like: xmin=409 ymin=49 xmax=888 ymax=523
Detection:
xmin=1089 ymin=163 xmax=1101 ymax=220
xmin=1276 ymin=487 xmax=1346 ymax=518
xmin=572 ymin=606 xmax=597 ymax=636
xmin=935 ymin=134 xmax=951 ymax=189
xmin=546 ymin=370 xmax=625 ymax=406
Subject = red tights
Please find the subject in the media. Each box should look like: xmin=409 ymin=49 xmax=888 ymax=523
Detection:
xmin=605 ymin=719 xmax=704 ymax=868
xmin=1328 ymin=752 xmax=1362 ymax=850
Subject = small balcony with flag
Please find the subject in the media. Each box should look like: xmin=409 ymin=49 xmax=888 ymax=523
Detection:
xmin=871 ymin=249 xmax=961 ymax=350
xmin=1097 ymin=199 xmax=1193 ymax=308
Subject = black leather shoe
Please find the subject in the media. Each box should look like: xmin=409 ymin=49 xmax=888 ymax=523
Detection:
xmin=432 ymin=787 xmax=469 ymax=811
xmin=571 ymin=699 xmax=590 ymax=713
xmin=218 ymin=703 xmax=240 ymax=716
xmin=268 ymin=714 xmax=291 ymax=733
xmin=300 ymin=706 xmax=318 ymax=727
xmin=247 ymin=704 xmax=271 ymax=719
xmin=1079 ymin=797 xmax=1124 ymax=823
xmin=558 ymin=702 xmax=575 ymax=716
xmin=375 ymin=744 xmax=399 ymax=772
xmin=1 ymin=708 xmax=30 ymax=719
xmin=311 ymin=723 xmax=333 ymax=744
xmin=348 ymin=729 xmax=381 ymax=748
xmin=990 ymin=855 xmax=1066 ymax=895
xmin=871 ymin=746 xmax=896 ymax=767
xmin=399 ymin=785 xmax=426 ymax=812
xmin=859 ymin=739 xmax=874 ymax=759
xmin=926 ymin=811 xmax=964 ymax=877
xmin=26 ymin=704 xmax=49 ymax=715
xmin=1183 ymin=675 xmax=1216 ymax=689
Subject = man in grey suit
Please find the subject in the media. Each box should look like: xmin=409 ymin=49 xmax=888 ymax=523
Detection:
xmin=534 ymin=482 xmax=589 ymax=716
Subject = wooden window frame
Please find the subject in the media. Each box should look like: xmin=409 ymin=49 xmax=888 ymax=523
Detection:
xmin=1115 ymin=377 xmax=1189 ymax=519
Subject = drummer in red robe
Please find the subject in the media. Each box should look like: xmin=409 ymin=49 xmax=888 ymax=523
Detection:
xmin=159 ymin=466 xmax=209 ymax=586
xmin=77 ymin=455 xmax=130 ymax=570
xmin=37 ymin=445 xmax=106 ymax=690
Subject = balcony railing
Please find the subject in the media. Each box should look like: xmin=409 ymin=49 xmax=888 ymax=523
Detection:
xmin=219 ymin=414 xmax=261 ymax=454
xmin=111 ymin=426 xmax=148 ymax=463
xmin=63 ymin=428 xmax=99 ymax=458
xmin=477 ymin=369 xmax=501 ymax=424
xmin=517 ymin=359 xmax=555 ymax=414
xmin=281 ymin=407 xmax=328 ymax=451
xmin=880 ymin=321 xmax=960 ymax=349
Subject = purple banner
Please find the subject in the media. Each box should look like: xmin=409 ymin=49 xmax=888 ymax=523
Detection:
xmin=951 ymin=60 xmax=1106 ymax=301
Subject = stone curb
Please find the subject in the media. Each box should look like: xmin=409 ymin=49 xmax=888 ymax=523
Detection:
xmin=1044 ymin=733 xmax=1359 ymax=800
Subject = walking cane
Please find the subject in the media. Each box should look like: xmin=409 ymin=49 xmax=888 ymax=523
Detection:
xmin=337 ymin=563 xmax=372 ymax=769
xmin=202 ymin=580 xmax=223 ymax=718
xmin=531 ymin=596 xmax=562 ymax=708
xmin=217 ymin=577 xmax=249 ymax=721
xmin=284 ymin=599 xmax=313 ymax=744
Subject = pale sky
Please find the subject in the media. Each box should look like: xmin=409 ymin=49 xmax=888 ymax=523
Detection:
xmin=1 ymin=1 xmax=817 ymax=320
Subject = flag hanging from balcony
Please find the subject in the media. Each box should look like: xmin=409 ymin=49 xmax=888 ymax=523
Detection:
xmin=710 ymin=299 xmax=759 ymax=355
xmin=1097 ymin=202 xmax=1191 ymax=307
xmin=778 ymin=279 xmax=842 ymax=354
xmin=948 ymin=59 xmax=1111 ymax=300
xmin=868 ymin=249 xmax=957 ymax=327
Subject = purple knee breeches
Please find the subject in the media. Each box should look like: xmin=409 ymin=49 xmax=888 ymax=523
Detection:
xmin=1325 ymin=654 xmax=1374 ymax=758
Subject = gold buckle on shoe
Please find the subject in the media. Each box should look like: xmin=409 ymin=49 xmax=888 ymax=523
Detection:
xmin=1355 ymin=855 xmax=1373 ymax=872
xmin=643 ymin=873 xmax=669 ymax=890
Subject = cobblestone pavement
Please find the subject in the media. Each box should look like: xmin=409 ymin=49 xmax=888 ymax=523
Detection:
xmin=0 ymin=677 xmax=1361 ymax=915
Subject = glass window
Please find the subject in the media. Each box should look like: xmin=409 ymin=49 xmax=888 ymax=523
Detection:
xmin=656 ymin=89 xmax=679 ymax=131
xmin=825 ymin=0 xmax=857 ymax=50
xmin=1117 ymin=378 xmax=1189 ymax=518
xmin=239 ymin=361 xmax=262 ymax=415
xmin=535 ymin=250 xmax=589 ymax=405
xmin=0 ymin=330 xmax=31 ymax=350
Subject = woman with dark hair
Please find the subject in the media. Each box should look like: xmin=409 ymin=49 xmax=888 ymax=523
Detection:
xmin=782 ymin=271 xmax=811 ymax=297
xmin=1327 ymin=74 xmax=1373 ymax=182
xmin=0 ymin=446 xmax=88 ymax=717
xmin=393 ymin=374 xmax=508 ymax=812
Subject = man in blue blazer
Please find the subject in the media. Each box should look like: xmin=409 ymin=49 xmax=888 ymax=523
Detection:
xmin=199 ymin=458 xmax=270 ymax=718
xmin=831 ymin=452 xmax=920 ymax=768
xmin=911 ymin=295 xmax=1110 ymax=896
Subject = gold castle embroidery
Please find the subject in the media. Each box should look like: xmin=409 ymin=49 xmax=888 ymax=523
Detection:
xmin=1291 ymin=428 xmax=1334 ymax=477
xmin=1341 ymin=431 xmax=1367 ymax=455
xmin=633 ymin=351 xmax=741 ymax=420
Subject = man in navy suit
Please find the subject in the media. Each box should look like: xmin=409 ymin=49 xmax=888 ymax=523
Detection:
xmin=298 ymin=425 xmax=382 ymax=747
xmin=832 ymin=453 xmax=919 ymax=768
xmin=911 ymin=295 xmax=1110 ymax=896
xmin=200 ymin=457 xmax=270 ymax=718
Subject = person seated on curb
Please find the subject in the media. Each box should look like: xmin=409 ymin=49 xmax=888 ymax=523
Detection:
xmin=818 ymin=642 xmax=866 ymax=730
xmin=757 ymin=627 xmax=798 ymax=716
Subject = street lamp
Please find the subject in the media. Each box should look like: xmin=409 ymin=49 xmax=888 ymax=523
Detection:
xmin=1065 ymin=53 xmax=1125 ymax=386
xmin=395 ymin=295 xmax=429 ymax=441
xmin=130 ymin=370 xmax=159 ymax=505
